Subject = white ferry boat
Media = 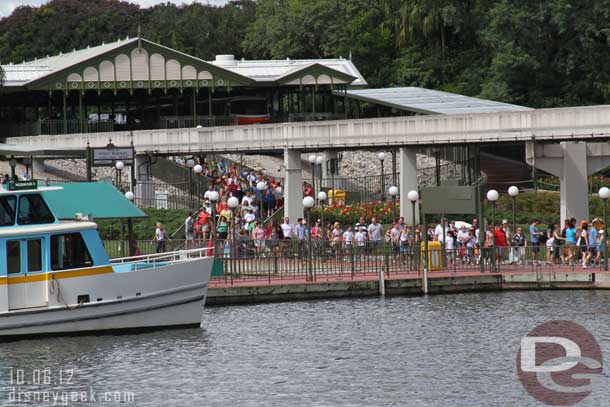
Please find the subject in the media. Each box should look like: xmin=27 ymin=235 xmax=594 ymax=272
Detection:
xmin=0 ymin=180 xmax=213 ymax=338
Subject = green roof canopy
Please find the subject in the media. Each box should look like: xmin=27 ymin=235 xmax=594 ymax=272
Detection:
xmin=42 ymin=182 xmax=146 ymax=219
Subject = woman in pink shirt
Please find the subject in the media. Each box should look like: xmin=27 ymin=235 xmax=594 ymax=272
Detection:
xmin=253 ymin=222 xmax=266 ymax=256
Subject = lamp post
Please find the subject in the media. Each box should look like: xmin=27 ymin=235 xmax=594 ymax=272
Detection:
xmin=389 ymin=186 xmax=399 ymax=221
xmin=256 ymin=181 xmax=267 ymax=220
xmin=408 ymin=190 xmax=419 ymax=271
xmin=508 ymin=186 xmax=519 ymax=237
xmin=318 ymin=191 xmax=327 ymax=245
xmin=378 ymin=152 xmax=386 ymax=200
xmin=193 ymin=164 xmax=203 ymax=206
xmin=303 ymin=196 xmax=315 ymax=281
xmin=308 ymin=154 xmax=317 ymax=199
xmin=228 ymin=196 xmax=240 ymax=260
xmin=316 ymin=155 xmax=324 ymax=198
xmin=408 ymin=190 xmax=419 ymax=236
xmin=487 ymin=189 xmax=499 ymax=272
xmin=115 ymin=161 xmax=124 ymax=190
xmin=124 ymin=191 xmax=135 ymax=256
xmin=209 ymin=190 xmax=219 ymax=255
xmin=186 ymin=159 xmax=195 ymax=208
xmin=599 ymin=187 xmax=610 ymax=270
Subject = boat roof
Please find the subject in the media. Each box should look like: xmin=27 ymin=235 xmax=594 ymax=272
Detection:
xmin=0 ymin=186 xmax=62 ymax=195
xmin=0 ymin=221 xmax=97 ymax=238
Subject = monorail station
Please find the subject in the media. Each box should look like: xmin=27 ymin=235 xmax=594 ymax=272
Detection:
xmin=0 ymin=34 xmax=534 ymax=138
xmin=0 ymin=35 xmax=369 ymax=137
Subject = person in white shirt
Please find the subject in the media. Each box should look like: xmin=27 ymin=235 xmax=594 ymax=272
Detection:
xmin=445 ymin=230 xmax=456 ymax=265
xmin=241 ymin=190 xmax=253 ymax=206
xmin=457 ymin=226 xmax=470 ymax=247
xmin=343 ymin=227 xmax=354 ymax=252
xmin=434 ymin=218 xmax=448 ymax=244
xmin=280 ymin=217 xmax=294 ymax=239
xmin=355 ymin=227 xmax=367 ymax=254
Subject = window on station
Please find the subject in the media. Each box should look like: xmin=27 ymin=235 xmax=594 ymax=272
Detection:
xmin=7 ymin=240 xmax=21 ymax=274
xmin=27 ymin=239 xmax=43 ymax=272
xmin=0 ymin=195 xmax=16 ymax=226
xmin=18 ymin=194 xmax=54 ymax=225
xmin=51 ymin=233 xmax=93 ymax=271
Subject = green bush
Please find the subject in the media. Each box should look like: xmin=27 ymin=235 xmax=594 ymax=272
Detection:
xmin=96 ymin=208 xmax=189 ymax=240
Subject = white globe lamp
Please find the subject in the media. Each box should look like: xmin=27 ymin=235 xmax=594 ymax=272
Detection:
xmin=228 ymin=196 xmax=239 ymax=209
xmin=407 ymin=190 xmax=419 ymax=203
xmin=302 ymin=196 xmax=315 ymax=208
xmin=487 ymin=189 xmax=499 ymax=202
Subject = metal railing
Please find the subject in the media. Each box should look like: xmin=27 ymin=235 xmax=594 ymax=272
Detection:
xmin=103 ymin=237 xmax=608 ymax=284
xmin=40 ymin=119 xmax=114 ymax=135
xmin=212 ymin=240 xmax=608 ymax=284
xmin=1 ymin=119 xmax=114 ymax=137
xmin=287 ymin=113 xmax=343 ymax=122
xmin=160 ymin=116 xmax=238 ymax=129
xmin=110 ymin=246 xmax=211 ymax=266
xmin=325 ymin=159 xmax=471 ymax=204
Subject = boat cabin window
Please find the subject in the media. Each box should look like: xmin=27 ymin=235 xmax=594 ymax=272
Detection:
xmin=18 ymin=194 xmax=54 ymax=225
xmin=0 ymin=195 xmax=16 ymax=226
xmin=7 ymin=240 xmax=21 ymax=274
xmin=51 ymin=233 xmax=93 ymax=270
xmin=27 ymin=239 xmax=43 ymax=272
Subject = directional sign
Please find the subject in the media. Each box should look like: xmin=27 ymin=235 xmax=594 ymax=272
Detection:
xmin=421 ymin=185 xmax=479 ymax=215
xmin=92 ymin=147 xmax=134 ymax=167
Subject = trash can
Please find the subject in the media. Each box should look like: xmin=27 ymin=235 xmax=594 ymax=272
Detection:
xmin=421 ymin=241 xmax=444 ymax=271
xmin=211 ymin=259 xmax=224 ymax=277
xmin=327 ymin=189 xmax=346 ymax=206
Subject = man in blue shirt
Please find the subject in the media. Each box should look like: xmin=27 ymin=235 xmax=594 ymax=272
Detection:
xmin=589 ymin=219 xmax=599 ymax=260
xmin=529 ymin=220 xmax=542 ymax=264
xmin=295 ymin=218 xmax=309 ymax=257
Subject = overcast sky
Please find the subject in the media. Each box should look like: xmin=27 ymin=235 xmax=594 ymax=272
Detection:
xmin=0 ymin=0 xmax=228 ymax=17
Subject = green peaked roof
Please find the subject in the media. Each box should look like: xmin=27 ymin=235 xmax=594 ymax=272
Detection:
xmin=43 ymin=182 xmax=146 ymax=219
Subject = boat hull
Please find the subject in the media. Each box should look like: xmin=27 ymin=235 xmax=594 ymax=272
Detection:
xmin=0 ymin=256 xmax=213 ymax=338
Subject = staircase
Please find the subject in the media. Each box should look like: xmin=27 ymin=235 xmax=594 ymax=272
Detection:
xmin=479 ymin=152 xmax=534 ymax=191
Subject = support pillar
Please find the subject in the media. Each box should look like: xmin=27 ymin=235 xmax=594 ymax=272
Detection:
xmin=32 ymin=158 xmax=46 ymax=176
xmin=192 ymin=88 xmax=197 ymax=125
xmin=284 ymin=149 xmax=303 ymax=223
xmin=526 ymin=141 xmax=610 ymax=226
xmin=400 ymin=147 xmax=419 ymax=225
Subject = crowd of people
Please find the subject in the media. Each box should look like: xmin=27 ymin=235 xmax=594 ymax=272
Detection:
xmin=166 ymin=207 xmax=609 ymax=270
xmin=159 ymin=157 xmax=608 ymax=270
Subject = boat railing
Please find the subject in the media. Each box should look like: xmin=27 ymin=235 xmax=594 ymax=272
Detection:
xmin=110 ymin=247 xmax=211 ymax=269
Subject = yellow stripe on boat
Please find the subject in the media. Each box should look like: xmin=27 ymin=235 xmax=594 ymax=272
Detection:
xmin=0 ymin=266 xmax=114 ymax=285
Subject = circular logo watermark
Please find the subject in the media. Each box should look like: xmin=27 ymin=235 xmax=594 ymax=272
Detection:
xmin=516 ymin=320 xmax=603 ymax=406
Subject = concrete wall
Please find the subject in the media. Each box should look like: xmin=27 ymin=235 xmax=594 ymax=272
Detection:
xmin=10 ymin=105 xmax=610 ymax=154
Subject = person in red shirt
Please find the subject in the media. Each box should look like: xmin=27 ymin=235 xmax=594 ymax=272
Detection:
xmin=304 ymin=183 xmax=313 ymax=197
xmin=196 ymin=210 xmax=210 ymax=241
xmin=494 ymin=223 xmax=508 ymax=264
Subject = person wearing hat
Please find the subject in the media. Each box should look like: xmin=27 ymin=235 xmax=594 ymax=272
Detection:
xmin=589 ymin=218 xmax=600 ymax=264
xmin=501 ymin=219 xmax=510 ymax=241
xmin=597 ymin=229 xmax=606 ymax=266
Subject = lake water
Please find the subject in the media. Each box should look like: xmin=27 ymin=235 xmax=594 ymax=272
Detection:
xmin=2 ymin=291 xmax=610 ymax=406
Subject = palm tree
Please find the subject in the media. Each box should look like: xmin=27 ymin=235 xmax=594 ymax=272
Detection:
xmin=383 ymin=0 xmax=446 ymax=51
